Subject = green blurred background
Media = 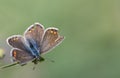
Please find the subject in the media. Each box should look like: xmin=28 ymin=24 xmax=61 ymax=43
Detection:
xmin=0 ymin=0 xmax=120 ymax=78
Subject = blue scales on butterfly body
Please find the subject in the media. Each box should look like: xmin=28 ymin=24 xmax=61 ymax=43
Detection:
xmin=25 ymin=38 xmax=40 ymax=58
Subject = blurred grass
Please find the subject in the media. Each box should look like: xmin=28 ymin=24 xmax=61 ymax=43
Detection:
xmin=0 ymin=0 xmax=120 ymax=78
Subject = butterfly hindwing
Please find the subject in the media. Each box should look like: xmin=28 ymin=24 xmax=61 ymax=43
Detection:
xmin=41 ymin=28 xmax=64 ymax=53
xmin=11 ymin=48 xmax=34 ymax=64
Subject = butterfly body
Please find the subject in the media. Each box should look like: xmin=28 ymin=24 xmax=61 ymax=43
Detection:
xmin=6 ymin=22 xmax=64 ymax=65
xmin=26 ymin=38 xmax=40 ymax=57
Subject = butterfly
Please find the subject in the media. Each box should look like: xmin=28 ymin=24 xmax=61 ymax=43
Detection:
xmin=1 ymin=22 xmax=64 ymax=69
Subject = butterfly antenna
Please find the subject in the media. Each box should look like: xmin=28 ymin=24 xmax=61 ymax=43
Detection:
xmin=0 ymin=62 xmax=19 ymax=69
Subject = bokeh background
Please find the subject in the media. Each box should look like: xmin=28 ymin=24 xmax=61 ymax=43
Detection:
xmin=0 ymin=0 xmax=120 ymax=78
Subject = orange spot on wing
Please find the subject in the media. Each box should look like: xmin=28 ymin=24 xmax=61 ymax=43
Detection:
xmin=50 ymin=30 xmax=54 ymax=34
xmin=53 ymin=31 xmax=57 ymax=35
xmin=31 ymin=28 xmax=35 ymax=31
xmin=13 ymin=51 xmax=17 ymax=58
xmin=13 ymin=37 xmax=19 ymax=41
xmin=13 ymin=38 xmax=16 ymax=41
xmin=50 ymin=30 xmax=57 ymax=35
xmin=29 ymin=30 xmax=32 ymax=33
xmin=16 ymin=37 xmax=19 ymax=40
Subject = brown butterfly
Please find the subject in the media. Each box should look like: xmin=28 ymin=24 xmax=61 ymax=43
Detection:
xmin=1 ymin=22 xmax=64 ymax=69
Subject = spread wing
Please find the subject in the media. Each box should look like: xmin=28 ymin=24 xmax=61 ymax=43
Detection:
xmin=40 ymin=27 xmax=64 ymax=54
xmin=11 ymin=48 xmax=34 ymax=64
xmin=7 ymin=35 xmax=28 ymax=51
xmin=24 ymin=23 xmax=44 ymax=49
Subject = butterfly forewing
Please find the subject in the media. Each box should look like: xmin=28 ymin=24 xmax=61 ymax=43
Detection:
xmin=41 ymin=28 xmax=64 ymax=53
xmin=11 ymin=48 xmax=34 ymax=64
xmin=24 ymin=23 xmax=44 ymax=48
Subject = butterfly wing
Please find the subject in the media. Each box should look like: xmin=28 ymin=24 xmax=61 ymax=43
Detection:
xmin=11 ymin=48 xmax=34 ymax=64
xmin=41 ymin=27 xmax=64 ymax=54
xmin=7 ymin=35 xmax=28 ymax=51
xmin=24 ymin=23 xmax=44 ymax=48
